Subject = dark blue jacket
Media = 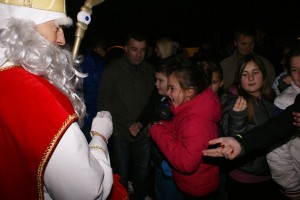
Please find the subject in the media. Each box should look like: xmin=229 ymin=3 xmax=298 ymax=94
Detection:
xmin=81 ymin=50 xmax=104 ymax=141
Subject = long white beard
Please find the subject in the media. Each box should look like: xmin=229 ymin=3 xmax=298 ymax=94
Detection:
xmin=0 ymin=18 xmax=86 ymax=125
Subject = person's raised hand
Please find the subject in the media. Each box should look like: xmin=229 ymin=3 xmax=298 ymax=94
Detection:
xmin=202 ymin=137 xmax=242 ymax=160
xmin=282 ymin=75 xmax=292 ymax=85
xmin=233 ymin=96 xmax=247 ymax=112
xmin=91 ymin=111 xmax=113 ymax=142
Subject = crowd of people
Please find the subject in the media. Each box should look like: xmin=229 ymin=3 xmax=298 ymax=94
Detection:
xmin=77 ymin=26 xmax=300 ymax=200
xmin=1 ymin=0 xmax=300 ymax=200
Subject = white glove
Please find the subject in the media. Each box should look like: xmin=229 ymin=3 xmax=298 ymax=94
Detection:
xmin=91 ymin=111 xmax=113 ymax=141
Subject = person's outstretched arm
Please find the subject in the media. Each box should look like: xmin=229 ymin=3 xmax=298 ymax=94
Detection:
xmin=203 ymin=94 xmax=300 ymax=159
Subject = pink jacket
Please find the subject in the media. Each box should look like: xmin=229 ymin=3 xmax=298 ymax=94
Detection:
xmin=150 ymin=88 xmax=221 ymax=197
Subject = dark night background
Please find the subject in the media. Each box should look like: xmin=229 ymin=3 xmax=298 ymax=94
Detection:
xmin=65 ymin=0 xmax=300 ymax=58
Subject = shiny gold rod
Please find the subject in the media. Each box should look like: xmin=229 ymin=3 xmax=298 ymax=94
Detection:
xmin=72 ymin=0 xmax=104 ymax=59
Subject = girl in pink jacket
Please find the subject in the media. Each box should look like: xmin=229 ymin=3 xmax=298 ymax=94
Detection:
xmin=150 ymin=66 xmax=221 ymax=199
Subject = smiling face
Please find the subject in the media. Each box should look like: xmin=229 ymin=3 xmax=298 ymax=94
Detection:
xmin=240 ymin=61 xmax=264 ymax=97
xmin=155 ymin=72 xmax=168 ymax=96
xmin=36 ymin=20 xmax=65 ymax=46
xmin=167 ymin=73 xmax=191 ymax=107
xmin=290 ymin=55 xmax=300 ymax=88
xmin=234 ymin=34 xmax=255 ymax=56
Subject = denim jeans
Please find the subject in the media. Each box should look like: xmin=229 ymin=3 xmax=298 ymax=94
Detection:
xmin=154 ymin=166 xmax=183 ymax=200
xmin=113 ymin=132 xmax=150 ymax=200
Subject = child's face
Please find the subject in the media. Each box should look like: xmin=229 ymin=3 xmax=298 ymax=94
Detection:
xmin=240 ymin=61 xmax=263 ymax=97
xmin=290 ymin=56 xmax=300 ymax=88
xmin=155 ymin=72 xmax=168 ymax=96
xmin=211 ymin=72 xmax=223 ymax=93
xmin=167 ymin=73 xmax=190 ymax=107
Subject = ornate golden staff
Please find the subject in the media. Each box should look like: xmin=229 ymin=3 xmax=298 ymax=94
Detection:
xmin=72 ymin=0 xmax=105 ymax=59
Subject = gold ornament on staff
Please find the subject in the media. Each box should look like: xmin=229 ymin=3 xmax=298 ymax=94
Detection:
xmin=72 ymin=0 xmax=104 ymax=59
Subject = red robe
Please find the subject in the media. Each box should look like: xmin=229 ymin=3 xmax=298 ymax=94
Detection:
xmin=0 ymin=67 xmax=77 ymax=200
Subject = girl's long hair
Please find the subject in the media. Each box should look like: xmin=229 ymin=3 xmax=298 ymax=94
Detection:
xmin=234 ymin=54 xmax=274 ymax=122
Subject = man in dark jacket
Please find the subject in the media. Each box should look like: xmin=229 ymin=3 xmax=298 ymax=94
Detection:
xmin=97 ymin=32 xmax=155 ymax=200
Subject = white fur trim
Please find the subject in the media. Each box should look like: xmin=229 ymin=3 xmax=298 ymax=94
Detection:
xmin=54 ymin=17 xmax=73 ymax=27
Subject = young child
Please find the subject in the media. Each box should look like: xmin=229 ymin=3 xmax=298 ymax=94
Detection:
xmin=267 ymin=43 xmax=300 ymax=200
xmin=220 ymin=54 xmax=285 ymax=200
xmin=129 ymin=62 xmax=182 ymax=200
xmin=197 ymin=59 xmax=225 ymax=101
xmin=203 ymin=63 xmax=229 ymax=200
xmin=206 ymin=63 xmax=224 ymax=96
xmin=149 ymin=66 xmax=221 ymax=199
xmin=129 ymin=63 xmax=174 ymax=137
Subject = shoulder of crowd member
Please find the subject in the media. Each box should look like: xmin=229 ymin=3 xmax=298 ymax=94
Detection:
xmin=220 ymin=53 xmax=236 ymax=66
xmin=104 ymin=55 xmax=125 ymax=70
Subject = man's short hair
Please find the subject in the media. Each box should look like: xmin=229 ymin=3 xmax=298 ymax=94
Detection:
xmin=233 ymin=26 xmax=256 ymax=41
xmin=125 ymin=32 xmax=148 ymax=46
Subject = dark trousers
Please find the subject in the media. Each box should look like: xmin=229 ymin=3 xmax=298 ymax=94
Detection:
xmin=113 ymin=134 xmax=150 ymax=200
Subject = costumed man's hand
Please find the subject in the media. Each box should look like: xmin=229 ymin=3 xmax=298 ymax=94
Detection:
xmin=202 ymin=137 xmax=242 ymax=160
xmin=91 ymin=111 xmax=113 ymax=142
